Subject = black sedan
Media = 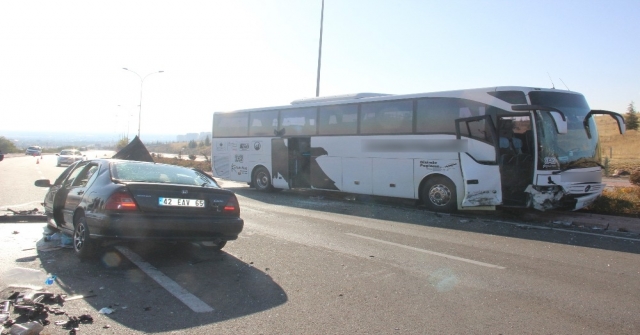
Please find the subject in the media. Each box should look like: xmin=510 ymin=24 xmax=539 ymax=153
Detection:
xmin=35 ymin=159 xmax=244 ymax=259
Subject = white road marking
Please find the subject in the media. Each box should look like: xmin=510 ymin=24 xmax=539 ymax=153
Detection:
xmin=346 ymin=233 xmax=506 ymax=269
xmin=114 ymin=246 xmax=214 ymax=313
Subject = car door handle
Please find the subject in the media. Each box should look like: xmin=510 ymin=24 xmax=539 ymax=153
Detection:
xmin=77 ymin=191 xmax=84 ymax=195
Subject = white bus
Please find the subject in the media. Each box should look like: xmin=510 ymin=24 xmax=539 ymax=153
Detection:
xmin=211 ymin=86 xmax=625 ymax=212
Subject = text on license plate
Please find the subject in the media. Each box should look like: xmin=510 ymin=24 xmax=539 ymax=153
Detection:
xmin=158 ymin=198 xmax=205 ymax=207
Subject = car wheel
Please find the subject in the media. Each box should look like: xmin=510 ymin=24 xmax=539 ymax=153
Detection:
xmin=253 ymin=167 xmax=273 ymax=191
xmin=73 ymin=216 xmax=97 ymax=260
xmin=422 ymin=176 xmax=457 ymax=212
xmin=199 ymin=240 xmax=227 ymax=251
xmin=210 ymin=240 xmax=227 ymax=251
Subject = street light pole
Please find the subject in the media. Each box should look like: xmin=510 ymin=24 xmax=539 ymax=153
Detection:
xmin=122 ymin=68 xmax=164 ymax=139
xmin=315 ymin=0 xmax=325 ymax=97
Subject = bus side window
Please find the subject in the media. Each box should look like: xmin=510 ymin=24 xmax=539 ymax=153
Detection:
xmin=360 ymin=100 xmax=412 ymax=134
xmin=250 ymin=110 xmax=279 ymax=136
xmin=319 ymin=105 xmax=358 ymax=135
xmin=281 ymin=107 xmax=317 ymax=136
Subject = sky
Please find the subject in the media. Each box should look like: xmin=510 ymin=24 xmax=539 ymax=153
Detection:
xmin=1 ymin=0 xmax=639 ymax=139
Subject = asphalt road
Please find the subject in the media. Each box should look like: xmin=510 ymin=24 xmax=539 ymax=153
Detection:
xmin=0 ymin=154 xmax=639 ymax=334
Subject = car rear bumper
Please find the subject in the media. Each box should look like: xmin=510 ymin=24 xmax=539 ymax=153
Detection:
xmin=86 ymin=214 xmax=244 ymax=241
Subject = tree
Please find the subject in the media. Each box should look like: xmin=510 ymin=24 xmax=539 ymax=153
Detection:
xmin=204 ymin=135 xmax=211 ymax=146
xmin=116 ymin=136 xmax=129 ymax=150
xmin=625 ymin=102 xmax=639 ymax=131
xmin=188 ymin=139 xmax=197 ymax=149
xmin=0 ymin=136 xmax=19 ymax=153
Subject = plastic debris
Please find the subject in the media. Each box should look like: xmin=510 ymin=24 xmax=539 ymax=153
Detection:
xmin=60 ymin=234 xmax=73 ymax=246
xmin=9 ymin=321 xmax=44 ymax=335
xmin=98 ymin=307 xmax=114 ymax=315
xmin=44 ymin=274 xmax=56 ymax=286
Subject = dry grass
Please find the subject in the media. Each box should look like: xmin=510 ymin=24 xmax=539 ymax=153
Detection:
xmin=596 ymin=116 xmax=640 ymax=172
xmin=586 ymin=187 xmax=640 ymax=216
xmin=153 ymin=156 xmax=211 ymax=172
xmin=584 ymin=117 xmax=640 ymax=215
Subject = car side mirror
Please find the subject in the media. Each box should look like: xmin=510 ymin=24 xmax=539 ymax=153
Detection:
xmin=34 ymin=179 xmax=52 ymax=187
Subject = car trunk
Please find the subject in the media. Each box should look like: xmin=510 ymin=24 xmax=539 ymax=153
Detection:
xmin=125 ymin=183 xmax=238 ymax=216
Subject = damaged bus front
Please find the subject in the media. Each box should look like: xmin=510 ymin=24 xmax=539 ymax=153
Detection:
xmin=515 ymin=91 xmax=625 ymax=211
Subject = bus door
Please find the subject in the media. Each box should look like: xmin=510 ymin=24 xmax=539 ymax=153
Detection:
xmin=271 ymin=137 xmax=312 ymax=189
xmin=455 ymin=115 xmax=502 ymax=207
xmin=288 ymin=137 xmax=311 ymax=188
xmin=497 ymin=114 xmax=534 ymax=206
xmin=271 ymin=138 xmax=290 ymax=189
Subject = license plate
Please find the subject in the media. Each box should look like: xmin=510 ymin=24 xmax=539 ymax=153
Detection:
xmin=158 ymin=197 xmax=205 ymax=207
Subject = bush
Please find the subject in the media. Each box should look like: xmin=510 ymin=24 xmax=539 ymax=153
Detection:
xmin=630 ymin=169 xmax=640 ymax=186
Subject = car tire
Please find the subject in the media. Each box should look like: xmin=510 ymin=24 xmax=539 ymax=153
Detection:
xmin=422 ymin=176 xmax=457 ymax=212
xmin=200 ymin=240 xmax=227 ymax=251
xmin=253 ymin=167 xmax=274 ymax=191
xmin=210 ymin=240 xmax=226 ymax=251
xmin=73 ymin=216 xmax=98 ymax=260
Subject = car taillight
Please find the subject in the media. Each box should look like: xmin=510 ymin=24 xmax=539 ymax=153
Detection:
xmin=223 ymin=195 xmax=240 ymax=215
xmin=105 ymin=190 xmax=138 ymax=211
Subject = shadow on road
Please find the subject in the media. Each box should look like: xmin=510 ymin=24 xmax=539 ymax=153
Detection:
xmin=35 ymin=241 xmax=287 ymax=333
xmin=229 ymin=185 xmax=640 ymax=255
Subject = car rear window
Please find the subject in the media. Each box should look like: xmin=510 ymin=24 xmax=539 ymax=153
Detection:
xmin=110 ymin=162 xmax=220 ymax=187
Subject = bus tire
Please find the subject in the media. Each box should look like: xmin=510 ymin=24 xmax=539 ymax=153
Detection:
xmin=253 ymin=167 xmax=274 ymax=191
xmin=422 ymin=176 xmax=457 ymax=212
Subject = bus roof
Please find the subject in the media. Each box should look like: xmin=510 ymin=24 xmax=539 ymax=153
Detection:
xmin=216 ymin=86 xmax=583 ymax=114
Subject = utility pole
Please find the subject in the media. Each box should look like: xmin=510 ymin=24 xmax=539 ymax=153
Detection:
xmin=315 ymin=0 xmax=325 ymax=97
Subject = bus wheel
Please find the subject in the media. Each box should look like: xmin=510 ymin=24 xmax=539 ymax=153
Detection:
xmin=422 ymin=176 xmax=457 ymax=212
xmin=253 ymin=167 xmax=273 ymax=191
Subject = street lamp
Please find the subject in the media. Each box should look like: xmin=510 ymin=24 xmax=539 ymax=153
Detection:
xmin=315 ymin=0 xmax=325 ymax=97
xmin=122 ymin=68 xmax=164 ymax=139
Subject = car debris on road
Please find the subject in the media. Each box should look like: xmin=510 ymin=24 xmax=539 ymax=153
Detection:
xmin=1 ymin=288 xmax=96 ymax=334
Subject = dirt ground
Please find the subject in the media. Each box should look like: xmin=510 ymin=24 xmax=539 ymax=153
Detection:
xmin=602 ymin=176 xmax=631 ymax=188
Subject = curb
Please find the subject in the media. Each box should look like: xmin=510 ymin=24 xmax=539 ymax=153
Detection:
xmin=0 ymin=215 xmax=47 ymax=223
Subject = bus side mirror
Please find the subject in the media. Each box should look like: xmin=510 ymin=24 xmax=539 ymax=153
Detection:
xmin=614 ymin=114 xmax=626 ymax=134
xmin=549 ymin=111 xmax=567 ymax=134
xmin=583 ymin=110 xmax=626 ymax=139
xmin=511 ymin=104 xmax=567 ymax=134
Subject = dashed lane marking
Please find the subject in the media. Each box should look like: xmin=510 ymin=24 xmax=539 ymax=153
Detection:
xmin=347 ymin=233 xmax=506 ymax=269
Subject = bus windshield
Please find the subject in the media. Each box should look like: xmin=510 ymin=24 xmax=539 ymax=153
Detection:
xmin=529 ymin=91 xmax=601 ymax=171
